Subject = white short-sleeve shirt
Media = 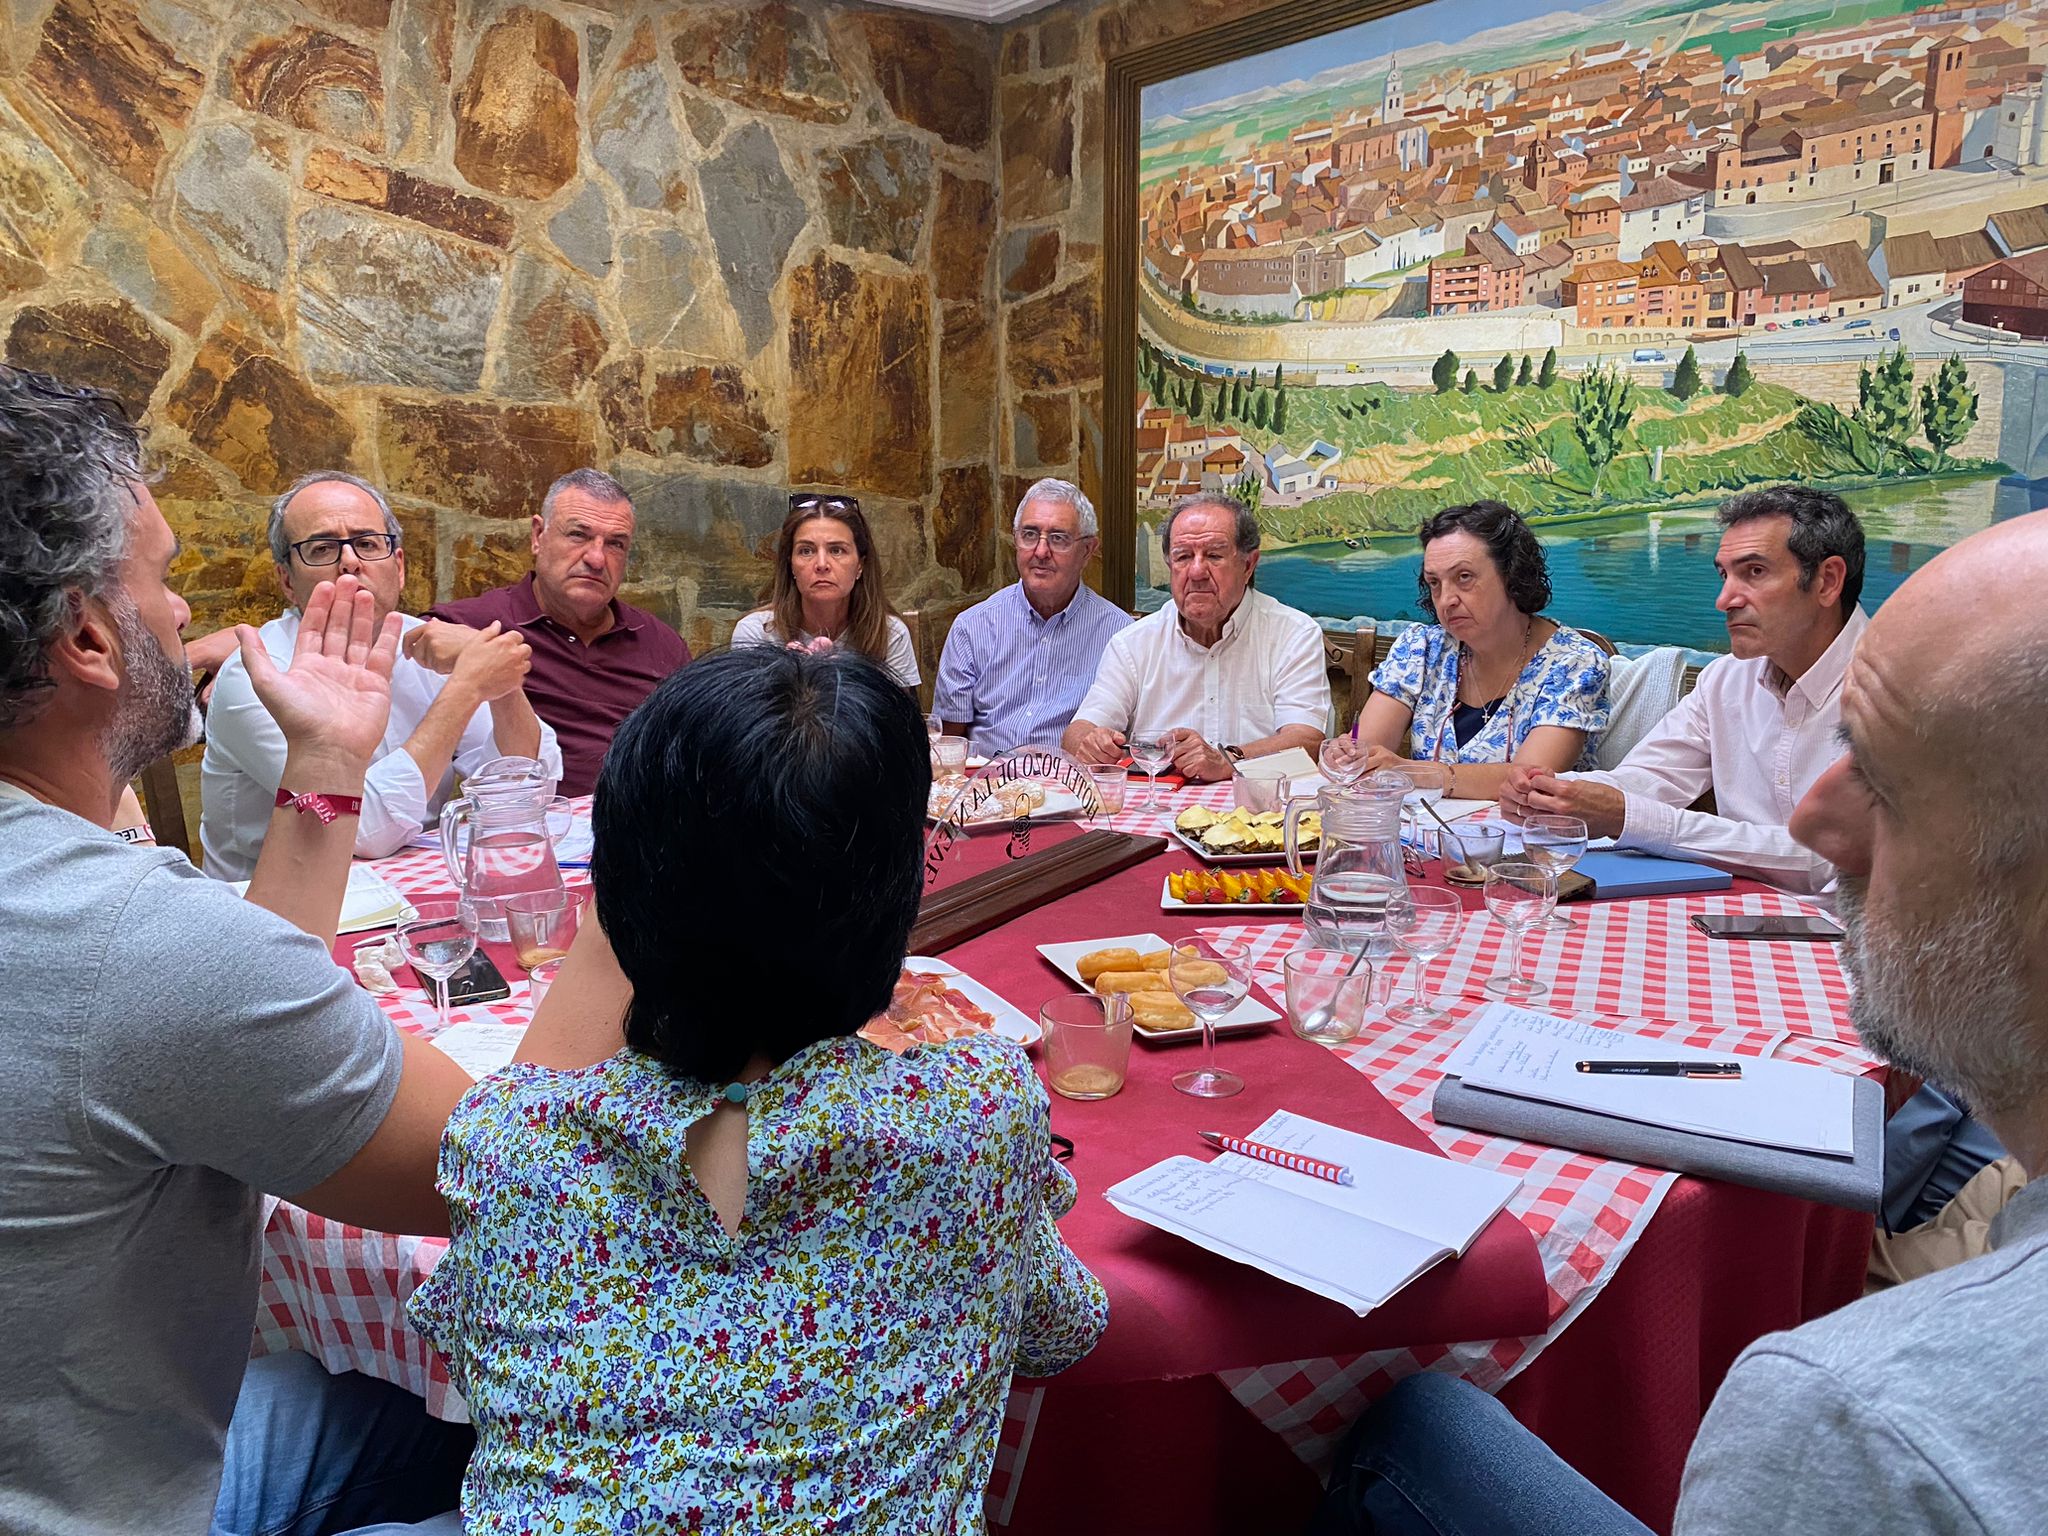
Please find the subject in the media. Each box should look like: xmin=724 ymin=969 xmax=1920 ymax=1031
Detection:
xmin=729 ymin=610 xmax=921 ymax=689
xmin=1072 ymin=589 xmax=1328 ymax=746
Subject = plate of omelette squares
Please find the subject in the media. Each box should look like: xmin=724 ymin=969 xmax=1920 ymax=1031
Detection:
xmin=1036 ymin=933 xmax=1282 ymax=1043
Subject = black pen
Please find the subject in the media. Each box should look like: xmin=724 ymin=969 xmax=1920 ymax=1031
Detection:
xmin=1576 ymin=1059 xmax=1743 ymax=1079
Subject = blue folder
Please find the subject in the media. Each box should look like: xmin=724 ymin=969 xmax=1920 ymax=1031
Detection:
xmin=1576 ymin=849 xmax=1733 ymax=899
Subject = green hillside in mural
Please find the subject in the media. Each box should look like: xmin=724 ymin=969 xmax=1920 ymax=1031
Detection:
xmin=1136 ymin=340 xmax=2001 ymax=548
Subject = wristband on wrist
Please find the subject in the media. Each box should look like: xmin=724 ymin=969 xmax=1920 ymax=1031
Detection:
xmin=275 ymin=787 xmax=364 ymax=824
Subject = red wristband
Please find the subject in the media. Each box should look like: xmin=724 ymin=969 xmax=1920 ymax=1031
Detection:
xmin=275 ymin=787 xmax=364 ymax=824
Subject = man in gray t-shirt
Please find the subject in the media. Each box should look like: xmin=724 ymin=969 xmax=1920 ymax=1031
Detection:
xmin=0 ymin=368 xmax=472 ymax=1536
xmin=1309 ymin=511 xmax=2048 ymax=1536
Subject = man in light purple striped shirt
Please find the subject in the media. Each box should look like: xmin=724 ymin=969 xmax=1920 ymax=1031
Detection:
xmin=933 ymin=479 xmax=1131 ymax=758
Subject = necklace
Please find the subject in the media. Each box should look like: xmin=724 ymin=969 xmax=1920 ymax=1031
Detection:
xmin=1457 ymin=615 xmax=1537 ymax=717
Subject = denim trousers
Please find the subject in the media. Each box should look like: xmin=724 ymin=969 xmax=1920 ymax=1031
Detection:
xmin=210 ymin=1351 xmax=471 ymax=1536
xmin=1305 ymin=1373 xmax=1655 ymax=1536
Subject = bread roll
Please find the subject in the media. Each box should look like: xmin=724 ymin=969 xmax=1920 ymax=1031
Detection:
xmin=1078 ymin=947 xmax=1143 ymax=982
xmin=1163 ymin=958 xmax=1228 ymax=988
xmin=1128 ymin=991 xmax=1195 ymax=1032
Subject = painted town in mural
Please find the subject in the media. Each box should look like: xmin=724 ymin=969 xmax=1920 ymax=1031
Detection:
xmin=1137 ymin=0 xmax=2048 ymax=648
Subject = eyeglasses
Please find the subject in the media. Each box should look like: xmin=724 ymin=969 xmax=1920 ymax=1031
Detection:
xmin=790 ymin=493 xmax=860 ymax=516
xmin=1016 ymin=528 xmax=1082 ymax=552
xmin=289 ymin=533 xmax=400 ymax=566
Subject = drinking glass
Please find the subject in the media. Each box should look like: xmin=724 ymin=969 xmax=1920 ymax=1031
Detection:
xmin=1442 ymin=823 xmax=1507 ymax=886
xmin=1170 ymin=938 xmax=1252 ymax=1098
xmin=1399 ymin=761 xmax=1453 ymax=858
xmin=1386 ymin=886 xmax=1467 ymax=1024
xmin=1128 ymin=734 xmax=1172 ymax=811
xmin=1521 ymin=814 xmax=1589 ymax=929
xmin=1483 ymin=862 xmax=1558 ymax=1000
xmin=1319 ymin=731 xmax=1369 ymax=786
xmin=1282 ymin=946 xmax=1371 ymax=1045
xmin=398 ymin=899 xmax=480 ymax=1032
xmin=527 ymin=957 xmax=562 ymax=1017
xmin=931 ymin=735 xmax=969 ymax=782
xmin=1041 ymin=993 xmax=1134 ymax=1100
xmin=505 ymin=887 xmax=583 ymax=970
xmin=926 ymin=710 xmax=944 ymax=743
xmin=1087 ymin=763 xmax=1127 ymax=817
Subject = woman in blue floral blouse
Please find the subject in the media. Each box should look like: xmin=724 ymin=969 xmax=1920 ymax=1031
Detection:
xmin=1325 ymin=501 xmax=1610 ymax=800
xmin=408 ymin=646 xmax=1108 ymax=1534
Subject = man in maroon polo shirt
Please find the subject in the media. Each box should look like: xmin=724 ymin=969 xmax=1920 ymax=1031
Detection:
xmin=410 ymin=469 xmax=689 ymax=796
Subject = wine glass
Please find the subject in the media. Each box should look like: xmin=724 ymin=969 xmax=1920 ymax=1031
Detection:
xmin=1521 ymin=814 xmax=1588 ymax=929
xmin=925 ymin=710 xmax=944 ymax=743
xmin=1128 ymin=734 xmax=1172 ymax=812
xmin=398 ymin=899 xmax=479 ymax=1032
xmin=1483 ymin=862 xmax=1558 ymax=1000
xmin=1170 ymin=937 xmax=1252 ymax=1098
xmin=1386 ymin=886 xmax=1467 ymax=1024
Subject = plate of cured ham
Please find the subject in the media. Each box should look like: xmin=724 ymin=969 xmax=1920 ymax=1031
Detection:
xmin=860 ymin=957 xmax=1042 ymax=1053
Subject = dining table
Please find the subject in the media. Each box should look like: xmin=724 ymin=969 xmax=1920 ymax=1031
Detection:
xmin=256 ymin=776 xmax=1878 ymax=1535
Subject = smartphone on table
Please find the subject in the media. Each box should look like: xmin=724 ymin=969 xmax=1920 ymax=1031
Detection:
xmin=1690 ymin=912 xmax=1844 ymax=943
xmin=422 ymin=950 xmax=513 ymax=1005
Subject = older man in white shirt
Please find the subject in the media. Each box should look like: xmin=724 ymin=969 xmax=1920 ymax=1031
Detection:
xmin=202 ymin=471 xmax=562 ymax=879
xmin=1064 ymin=493 xmax=1325 ymax=782
xmin=1502 ymin=484 xmax=1866 ymax=896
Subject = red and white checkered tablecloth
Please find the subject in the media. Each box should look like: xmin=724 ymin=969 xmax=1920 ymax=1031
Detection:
xmin=254 ymin=778 xmax=1873 ymax=1512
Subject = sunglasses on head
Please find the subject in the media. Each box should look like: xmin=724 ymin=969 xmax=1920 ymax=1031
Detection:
xmin=790 ymin=493 xmax=860 ymax=516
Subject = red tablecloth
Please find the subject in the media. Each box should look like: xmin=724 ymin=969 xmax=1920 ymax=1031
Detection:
xmin=924 ymin=820 xmax=1872 ymax=1534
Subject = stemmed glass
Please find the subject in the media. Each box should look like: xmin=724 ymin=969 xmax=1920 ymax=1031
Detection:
xmin=398 ymin=899 xmax=480 ymax=1032
xmin=1128 ymin=734 xmax=1172 ymax=812
xmin=1483 ymin=862 xmax=1558 ymax=1000
xmin=1521 ymin=814 xmax=1588 ymax=929
xmin=1170 ymin=937 xmax=1252 ymax=1098
xmin=925 ymin=710 xmax=944 ymax=744
xmin=1386 ymin=886 xmax=1467 ymax=1024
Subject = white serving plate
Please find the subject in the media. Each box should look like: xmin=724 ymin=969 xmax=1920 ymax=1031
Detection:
xmin=1167 ymin=823 xmax=1319 ymax=867
xmin=929 ymin=780 xmax=1089 ymax=831
xmin=1159 ymin=876 xmax=1305 ymax=915
xmin=901 ymin=956 xmax=1042 ymax=1047
xmin=1034 ymin=931 xmax=1280 ymax=1043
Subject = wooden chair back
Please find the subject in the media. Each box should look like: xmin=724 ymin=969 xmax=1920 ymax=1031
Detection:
xmin=137 ymin=755 xmax=192 ymax=859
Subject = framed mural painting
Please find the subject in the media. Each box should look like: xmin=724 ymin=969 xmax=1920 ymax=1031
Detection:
xmin=1104 ymin=0 xmax=2048 ymax=654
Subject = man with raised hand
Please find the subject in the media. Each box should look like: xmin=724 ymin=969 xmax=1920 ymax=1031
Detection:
xmin=0 ymin=366 xmax=473 ymax=1536
xmin=200 ymin=469 xmax=560 ymax=878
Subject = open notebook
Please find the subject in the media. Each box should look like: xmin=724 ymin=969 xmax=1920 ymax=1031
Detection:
xmin=230 ymin=864 xmax=413 ymax=935
xmin=1105 ymin=1110 xmax=1522 ymax=1316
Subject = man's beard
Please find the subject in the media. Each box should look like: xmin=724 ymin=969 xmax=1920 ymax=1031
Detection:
xmin=1837 ymin=871 xmax=2038 ymax=1119
xmin=102 ymin=598 xmax=201 ymax=783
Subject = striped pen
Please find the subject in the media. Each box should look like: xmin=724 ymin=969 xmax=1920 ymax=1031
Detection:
xmin=1199 ymin=1130 xmax=1353 ymax=1187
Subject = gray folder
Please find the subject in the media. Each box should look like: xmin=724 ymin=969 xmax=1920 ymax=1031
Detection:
xmin=1431 ymin=1072 xmax=1886 ymax=1213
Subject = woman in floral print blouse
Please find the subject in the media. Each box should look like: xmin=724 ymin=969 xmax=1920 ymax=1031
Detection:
xmin=408 ymin=646 xmax=1107 ymax=1535
xmin=1324 ymin=500 xmax=1610 ymax=801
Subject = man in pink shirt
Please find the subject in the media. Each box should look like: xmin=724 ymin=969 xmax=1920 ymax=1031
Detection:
xmin=412 ymin=470 xmax=690 ymax=797
xmin=1502 ymin=484 xmax=1866 ymax=896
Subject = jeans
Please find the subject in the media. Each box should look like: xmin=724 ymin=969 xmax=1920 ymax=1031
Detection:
xmin=1306 ymin=1373 xmax=1653 ymax=1536
xmin=211 ymin=1352 xmax=472 ymax=1536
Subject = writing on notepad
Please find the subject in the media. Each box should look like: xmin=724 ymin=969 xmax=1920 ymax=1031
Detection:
xmin=1443 ymin=1003 xmax=1855 ymax=1158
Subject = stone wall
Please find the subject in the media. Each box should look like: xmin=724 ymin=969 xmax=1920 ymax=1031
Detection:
xmin=0 ymin=0 xmax=1003 ymax=653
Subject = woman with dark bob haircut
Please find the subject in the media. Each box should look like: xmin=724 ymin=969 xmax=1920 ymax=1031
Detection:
xmin=407 ymin=646 xmax=1106 ymax=1532
xmin=1324 ymin=500 xmax=1609 ymax=800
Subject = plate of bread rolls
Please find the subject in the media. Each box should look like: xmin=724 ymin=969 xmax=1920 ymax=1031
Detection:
xmin=1035 ymin=932 xmax=1281 ymax=1042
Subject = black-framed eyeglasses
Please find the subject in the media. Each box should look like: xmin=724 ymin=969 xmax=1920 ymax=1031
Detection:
xmin=790 ymin=493 xmax=860 ymax=517
xmin=1050 ymin=1132 xmax=1075 ymax=1163
xmin=1016 ymin=528 xmax=1081 ymax=552
xmin=290 ymin=533 xmax=400 ymax=566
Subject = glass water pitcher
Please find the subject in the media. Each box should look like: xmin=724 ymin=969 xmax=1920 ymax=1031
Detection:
xmin=439 ymin=757 xmax=565 ymax=942
xmin=1286 ymin=769 xmax=1411 ymax=955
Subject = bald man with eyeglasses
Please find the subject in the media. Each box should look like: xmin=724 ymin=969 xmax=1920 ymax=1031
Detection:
xmin=199 ymin=471 xmax=561 ymax=879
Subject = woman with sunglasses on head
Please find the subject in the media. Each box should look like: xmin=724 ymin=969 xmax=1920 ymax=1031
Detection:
xmin=730 ymin=493 xmax=921 ymax=688
xmin=1323 ymin=501 xmax=1609 ymax=801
